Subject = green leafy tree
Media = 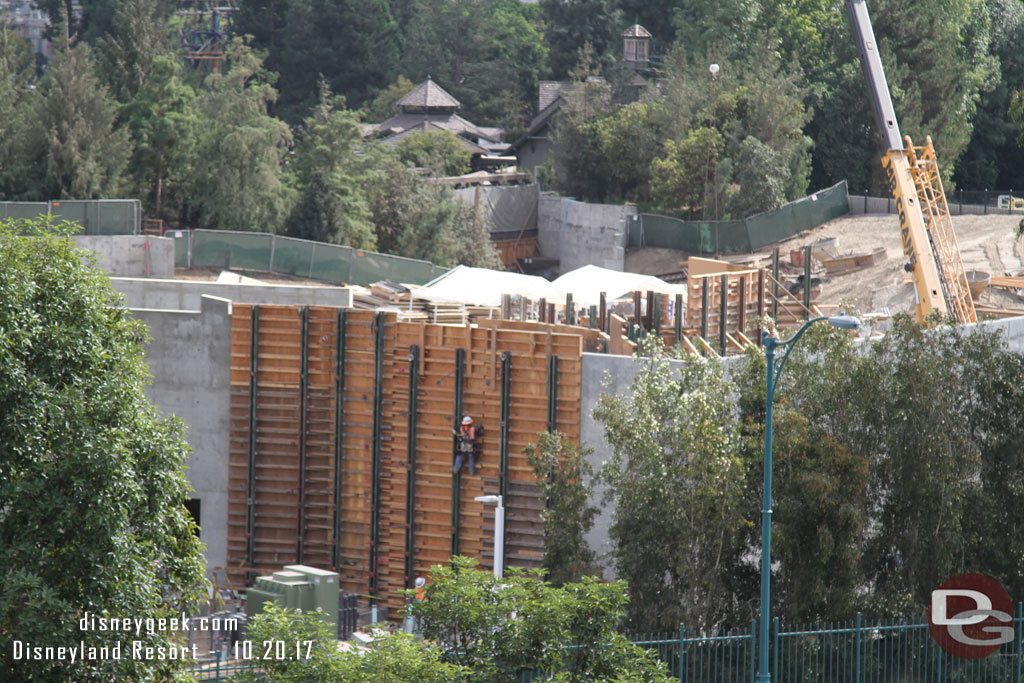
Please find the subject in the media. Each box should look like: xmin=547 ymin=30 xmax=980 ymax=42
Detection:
xmin=188 ymin=38 xmax=295 ymax=231
xmin=285 ymin=82 xmax=376 ymax=247
xmin=727 ymin=136 xmax=786 ymax=216
xmin=524 ymin=431 xmax=600 ymax=585
xmin=233 ymin=0 xmax=400 ymax=121
xmin=540 ymin=0 xmax=623 ymax=79
xmin=95 ymin=0 xmax=175 ymax=104
xmin=0 ymin=217 xmax=207 ymax=681
xmin=650 ymin=127 xmax=724 ymax=219
xmin=368 ymin=160 xmax=501 ymax=267
xmin=121 ymin=55 xmax=199 ymax=218
xmin=401 ymin=0 xmax=547 ymax=127
xmin=395 ymin=130 xmax=472 ymax=177
xmin=0 ymin=27 xmax=38 ymax=200
xmin=26 ymin=39 xmax=132 ymax=199
xmin=411 ymin=556 xmax=672 ymax=682
xmin=361 ymin=75 xmax=415 ymax=122
xmin=594 ymin=336 xmax=748 ymax=631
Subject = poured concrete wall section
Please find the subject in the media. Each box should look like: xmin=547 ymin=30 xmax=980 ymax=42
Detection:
xmin=538 ymin=196 xmax=634 ymax=274
xmin=74 ymin=235 xmax=175 ymax=278
xmin=131 ymin=296 xmax=233 ymax=578
xmin=111 ymin=277 xmax=353 ymax=311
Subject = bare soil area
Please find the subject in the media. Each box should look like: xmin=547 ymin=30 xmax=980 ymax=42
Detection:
xmin=627 ymin=213 xmax=1024 ymax=317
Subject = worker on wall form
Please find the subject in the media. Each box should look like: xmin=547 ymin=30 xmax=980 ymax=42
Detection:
xmin=453 ymin=415 xmax=478 ymax=474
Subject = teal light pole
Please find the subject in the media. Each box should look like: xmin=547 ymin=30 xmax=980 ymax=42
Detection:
xmin=757 ymin=315 xmax=860 ymax=683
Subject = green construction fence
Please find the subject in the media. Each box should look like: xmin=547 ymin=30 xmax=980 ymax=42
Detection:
xmin=0 ymin=199 xmax=141 ymax=235
xmin=174 ymin=229 xmax=448 ymax=286
xmin=628 ymin=180 xmax=849 ymax=253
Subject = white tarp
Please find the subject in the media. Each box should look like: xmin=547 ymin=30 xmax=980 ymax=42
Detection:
xmin=552 ymin=265 xmax=686 ymax=308
xmin=417 ymin=265 xmax=564 ymax=307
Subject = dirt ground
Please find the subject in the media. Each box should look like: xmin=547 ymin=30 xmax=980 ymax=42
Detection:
xmin=626 ymin=213 xmax=1024 ymax=318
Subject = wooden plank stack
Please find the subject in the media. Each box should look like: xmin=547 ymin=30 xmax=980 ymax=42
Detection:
xmin=228 ymin=305 xmax=582 ymax=617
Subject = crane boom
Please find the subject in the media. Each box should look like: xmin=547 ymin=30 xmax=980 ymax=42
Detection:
xmin=844 ymin=0 xmax=976 ymax=324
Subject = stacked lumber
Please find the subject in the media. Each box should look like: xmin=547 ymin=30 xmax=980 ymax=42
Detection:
xmin=228 ymin=307 xmax=582 ymax=616
xmin=350 ymin=282 xmax=500 ymax=324
xmin=822 ymin=247 xmax=888 ymax=276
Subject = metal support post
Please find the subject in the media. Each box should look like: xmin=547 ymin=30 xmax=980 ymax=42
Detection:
xmin=331 ymin=310 xmax=347 ymax=572
xmin=404 ymin=345 xmax=420 ymax=589
xmin=450 ymin=348 xmax=466 ymax=557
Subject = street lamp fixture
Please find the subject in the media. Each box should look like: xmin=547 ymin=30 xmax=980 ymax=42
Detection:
xmin=474 ymin=495 xmax=505 ymax=579
xmin=757 ymin=315 xmax=860 ymax=683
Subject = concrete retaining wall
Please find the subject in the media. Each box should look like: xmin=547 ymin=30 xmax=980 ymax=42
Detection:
xmin=112 ymin=277 xmax=353 ymax=311
xmin=538 ymin=196 xmax=633 ymax=274
xmin=75 ymin=235 xmax=175 ymax=278
xmin=132 ymin=296 xmax=233 ymax=578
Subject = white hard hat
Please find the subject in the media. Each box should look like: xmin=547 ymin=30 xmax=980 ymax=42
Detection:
xmin=462 ymin=415 xmax=473 ymax=425
xmin=415 ymin=577 xmax=426 ymax=588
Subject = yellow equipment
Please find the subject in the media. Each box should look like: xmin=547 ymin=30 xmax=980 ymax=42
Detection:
xmin=845 ymin=0 xmax=976 ymax=324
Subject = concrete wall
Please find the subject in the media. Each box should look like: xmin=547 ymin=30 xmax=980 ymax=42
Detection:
xmin=132 ymin=296 xmax=233 ymax=578
xmin=580 ymin=315 xmax=1024 ymax=578
xmin=538 ymin=196 xmax=634 ymax=274
xmin=75 ymin=235 xmax=175 ymax=278
xmin=112 ymin=277 xmax=353 ymax=311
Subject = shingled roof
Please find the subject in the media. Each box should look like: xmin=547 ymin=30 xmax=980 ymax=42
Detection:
xmin=622 ymin=24 xmax=652 ymax=38
xmin=396 ymin=77 xmax=461 ymax=110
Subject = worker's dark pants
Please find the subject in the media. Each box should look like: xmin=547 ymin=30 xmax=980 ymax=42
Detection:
xmin=453 ymin=450 xmax=476 ymax=475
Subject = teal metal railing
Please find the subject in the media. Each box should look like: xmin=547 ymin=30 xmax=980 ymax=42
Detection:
xmin=186 ymin=606 xmax=1024 ymax=682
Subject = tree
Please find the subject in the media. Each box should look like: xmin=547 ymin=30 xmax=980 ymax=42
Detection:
xmin=367 ymin=160 xmax=501 ymax=268
xmin=121 ymin=55 xmax=199 ymax=218
xmin=0 ymin=217 xmax=207 ymax=681
xmin=401 ymin=0 xmax=547 ymax=127
xmin=187 ymin=39 xmax=295 ymax=231
xmin=594 ymin=336 xmax=748 ymax=631
xmin=285 ymin=82 xmax=376 ymax=247
xmin=540 ymin=0 xmax=623 ymax=79
xmin=411 ymin=556 xmax=673 ymax=682
xmin=233 ymin=0 xmax=401 ymax=121
xmin=0 ymin=27 xmax=38 ymax=200
xmin=95 ymin=0 xmax=175 ymax=104
xmin=524 ymin=431 xmax=600 ymax=585
xmin=650 ymin=127 xmax=724 ymax=219
xmin=360 ymin=75 xmax=415 ymax=122
xmin=27 ymin=39 xmax=132 ymax=199
xmin=395 ymin=130 xmax=472 ymax=177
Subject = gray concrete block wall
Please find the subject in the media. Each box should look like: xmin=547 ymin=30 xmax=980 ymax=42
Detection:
xmin=132 ymin=296 xmax=233 ymax=578
xmin=112 ymin=277 xmax=353 ymax=311
xmin=538 ymin=196 xmax=634 ymax=273
xmin=74 ymin=235 xmax=175 ymax=278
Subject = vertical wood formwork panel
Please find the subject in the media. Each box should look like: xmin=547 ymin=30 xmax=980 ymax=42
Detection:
xmin=227 ymin=305 xmax=254 ymax=573
xmin=299 ymin=307 xmax=340 ymax=568
xmin=333 ymin=310 xmax=377 ymax=595
xmin=230 ymin=308 xmax=584 ymax=618
xmin=243 ymin=305 xmax=304 ymax=572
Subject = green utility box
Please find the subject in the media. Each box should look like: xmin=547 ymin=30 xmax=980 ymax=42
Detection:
xmin=245 ymin=565 xmax=339 ymax=629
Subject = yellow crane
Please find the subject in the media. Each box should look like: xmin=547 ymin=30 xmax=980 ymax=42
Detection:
xmin=845 ymin=0 xmax=977 ymax=324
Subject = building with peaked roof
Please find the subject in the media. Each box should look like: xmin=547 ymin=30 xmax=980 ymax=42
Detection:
xmin=365 ymin=77 xmax=512 ymax=169
xmin=510 ymin=24 xmax=658 ymax=175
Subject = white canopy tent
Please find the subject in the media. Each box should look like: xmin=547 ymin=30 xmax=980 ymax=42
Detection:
xmin=416 ymin=265 xmax=565 ymax=308
xmin=551 ymin=265 xmax=686 ymax=308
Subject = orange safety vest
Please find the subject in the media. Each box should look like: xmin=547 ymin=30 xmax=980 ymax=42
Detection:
xmin=416 ymin=587 xmax=426 ymax=601
xmin=459 ymin=424 xmax=475 ymax=440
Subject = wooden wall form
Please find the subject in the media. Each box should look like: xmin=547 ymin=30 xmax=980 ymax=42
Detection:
xmin=228 ymin=305 xmax=582 ymax=615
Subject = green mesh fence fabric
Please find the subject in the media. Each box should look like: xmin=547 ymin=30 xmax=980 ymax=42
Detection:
xmin=630 ymin=181 xmax=848 ymax=253
xmin=187 ymin=229 xmax=446 ymax=285
xmin=271 ymin=236 xmax=316 ymax=277
xmin=191 ymin=230 xmax=274 ymax=270
xmin=173 ymin=232 xmax=190 ymax=268
xmin=309 ymin=243 xmax=354 ymax=282
xmin=0 ymin=202 xmax=48 ymax=222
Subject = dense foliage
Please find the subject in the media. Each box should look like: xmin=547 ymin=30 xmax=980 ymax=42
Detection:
xmin=0 ymin=218 xmax=207 ymax=681
xmin=1 ymin=0 xmax=1022 ymax=245
xmin=596 ymin=319 xmax=1024 ymax=632
xmin=410 ymin=556 xmax=673 ymax=682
